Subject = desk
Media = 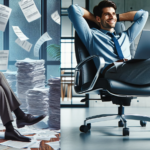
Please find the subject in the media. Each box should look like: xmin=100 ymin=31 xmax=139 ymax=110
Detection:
xmin=61 ymin=74 xmax=74 ymax=101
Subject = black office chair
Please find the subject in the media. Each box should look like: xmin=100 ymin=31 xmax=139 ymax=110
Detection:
xmin=74 ymin=21 xmax=150 ymax=136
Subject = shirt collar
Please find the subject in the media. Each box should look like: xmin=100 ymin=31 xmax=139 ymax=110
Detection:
xmin=100 ymin=29 xmax=117 ymax=35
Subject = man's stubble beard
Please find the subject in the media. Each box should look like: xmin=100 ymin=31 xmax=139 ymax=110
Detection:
xmin=100 ymin=19 xmax=116 ymax=30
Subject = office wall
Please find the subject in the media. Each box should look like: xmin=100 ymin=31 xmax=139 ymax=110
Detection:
xmin=89 ymin=0 xmax=150 ymax=108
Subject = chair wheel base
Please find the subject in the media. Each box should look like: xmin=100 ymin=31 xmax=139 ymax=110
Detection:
xmin=123 ymin=128 xmax=129 ymax=136
xmin=87 ymin=123 xmax=91 ymax=130
xmin=80 ymin=123 xmax=91 ymax=133
xmin=140 ymin=120 xmax=146 ymax=127
xmin=118 ymin=120 xmax=124 ymax=127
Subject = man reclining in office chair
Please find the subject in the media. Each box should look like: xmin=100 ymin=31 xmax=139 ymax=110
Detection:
xmin=68 ymin=0 xmax=150 ymax=85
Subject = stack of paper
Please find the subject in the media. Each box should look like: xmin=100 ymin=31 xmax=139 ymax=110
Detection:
xmin=15 ymin=58 xmax=45 ymax=111
xmin=3 ymin=71 xmax=17 ymax=95
xmin=48 ymin=77 xmax=60 ymax=130
xmin=26 ymin=88 xmax=49 ymax=115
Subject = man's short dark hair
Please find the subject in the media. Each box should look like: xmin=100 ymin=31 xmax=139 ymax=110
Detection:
xmin=93 ymin=0 xmax=117 ymax=17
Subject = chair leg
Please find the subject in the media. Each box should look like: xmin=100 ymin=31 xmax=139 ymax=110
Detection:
xmin=123 ymin=114 xmax=150 ymax=122
xmin=84 ymin=114 xmax=120 ymax=125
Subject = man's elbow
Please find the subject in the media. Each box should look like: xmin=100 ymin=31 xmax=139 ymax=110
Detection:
xmin=141 ymin=10 xmax=149 ymax=18
xmin=145 ymin=11 xmax=149 ymax=18
xmin=67 ymin=4 xmax=76 ymax=15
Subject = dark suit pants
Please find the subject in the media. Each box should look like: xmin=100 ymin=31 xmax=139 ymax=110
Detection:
xmin=0 ymin=72 xmax=21 ymax=125
xmin=105 ymin=59 xmax=150 ymax=85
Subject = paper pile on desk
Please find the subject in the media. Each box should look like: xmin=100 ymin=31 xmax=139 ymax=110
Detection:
xmin=3 ymin=71 xmax=17 ymax=95
xmin=26 ymin=88 xmax=49 ymax=115
xmin=48 ymin=77 xmax=60 ymax=129
xmin=15 ymin=58 xmax=45 ymax=110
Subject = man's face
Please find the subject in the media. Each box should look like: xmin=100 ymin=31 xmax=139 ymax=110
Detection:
xmin=99 ymin=7 xmax=117 ymax=31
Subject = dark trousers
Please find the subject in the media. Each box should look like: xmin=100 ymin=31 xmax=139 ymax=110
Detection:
xmin=0 ymin=72 xmax=21 ymax=125
xmin=105 ymin=59 xmax=150 ymax=85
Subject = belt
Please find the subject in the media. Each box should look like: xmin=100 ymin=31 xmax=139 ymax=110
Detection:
xmin=102 ymin=59 xmax=128 ymax=76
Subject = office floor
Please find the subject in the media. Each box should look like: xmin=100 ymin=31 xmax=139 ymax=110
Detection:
xmin=61 ymin=107 xmax=150 ymax=150
xmin=0 ymin=132 xmax=60 ymax=150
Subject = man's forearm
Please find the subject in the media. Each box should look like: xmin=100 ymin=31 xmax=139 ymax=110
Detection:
xmin=119 ymin=11 xmax=137 ymax=21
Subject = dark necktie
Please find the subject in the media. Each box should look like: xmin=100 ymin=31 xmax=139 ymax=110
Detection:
xmin=108 ymin=32 xmax=124 ymax=60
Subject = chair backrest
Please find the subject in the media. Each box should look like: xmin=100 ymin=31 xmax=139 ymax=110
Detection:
xmin=75 ymin=20 xmax=135 ymax=86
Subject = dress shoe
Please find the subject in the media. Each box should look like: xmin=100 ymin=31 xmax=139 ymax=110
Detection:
xmin=5 ymin=129 xmax=31 ymax=142
xmin=16 ymin=114 xmax=46 ymax=128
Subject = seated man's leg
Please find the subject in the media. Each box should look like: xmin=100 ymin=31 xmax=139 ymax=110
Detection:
xmin=0 ymin=72 xmax=21 ymax=111
xmin=0 ymin=72 xmax=46 ymax=128
xmin=0 ymin=85 xmax=31 ymax=142
xmin=104 ymin=59 xmax=150 ymax=85
xmin=0 ymin=86 xmax=14 ymax=125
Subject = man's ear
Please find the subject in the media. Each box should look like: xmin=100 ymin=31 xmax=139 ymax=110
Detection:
xmin=96 ymin=16 xmax=101 ymax=23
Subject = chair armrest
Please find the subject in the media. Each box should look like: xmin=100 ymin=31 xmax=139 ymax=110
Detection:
xmin=74 ymin=55 xmax=105 ymax=93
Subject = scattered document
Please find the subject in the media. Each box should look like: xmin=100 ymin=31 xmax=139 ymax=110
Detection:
xmin=46 ymin=141 xmax=60 ymax=150
xmin=0 ymin=132 xmax=4 ymax=139
xmin=34 ymin=32 xmax=52 ymax=57
xmin=0 ymin=125 xmax=6 ymax=131
xmin=0 ymin=50 xmax=9 ymax=70
xmin=17 ymin=126 xmax=38 ymax=135
xmin=55 ymin=130 xmax=61 ymax=133
xmin=15 ymin=38 xmax=32 ymax=52
xmin=34 ymin=130 xmax=57 ymax=141
xmin=0 ymin=140 xmax=35 ymax=149
xmin=51 ymin=11 xmax=60 ymax=25
xmin=0 ymin=4 xmax=12 ymax=32
xmin=30 ymin=141 xmax=41 ymax=148
xmin=19 ymin=0 xmax=41 ymax=22
xmin=35 ymin=134 xmax=56 ymax=141
xmin=0 ymin=145 xmax=24 ymax=150
xmin=12 ymin=26 xmax=28 ymax=41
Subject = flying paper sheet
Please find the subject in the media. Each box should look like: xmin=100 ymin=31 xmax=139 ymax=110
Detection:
xmin=0 ymin=50 xmax=9 ymax=70
xmin=15 ymin=38 xmax=32 ymax=52
xmin=19 ymin=0 xmax=41 ymax=22
xmin=12 ymin=26 xmax=29 ymax=41
xmin=0 ymin=4 xmax=12 ymax=32
xmin=34 ymin=32 xmax=52 ymax=57
xmin=51 ymin=11 xmax=60 ymax=25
